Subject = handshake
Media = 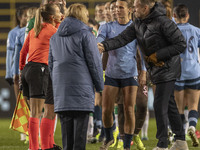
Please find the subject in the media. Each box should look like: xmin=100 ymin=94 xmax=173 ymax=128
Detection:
xmin=97 ymin=43 xmax=164 ymax=67
xmin=97 ymin=43 xmax=105 ymax=53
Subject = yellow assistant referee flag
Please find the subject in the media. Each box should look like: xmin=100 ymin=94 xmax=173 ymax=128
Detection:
xmin=10 ymin=91 xmax=30 ymax=135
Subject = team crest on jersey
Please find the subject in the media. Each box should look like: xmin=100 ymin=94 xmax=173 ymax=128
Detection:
xmin=41 ymin=67 xmax=45 ymax=72
xmin=134 ymin=76 xmax=138 ymax=81
xmin=112 ymin=30 xmax=116 ymax=34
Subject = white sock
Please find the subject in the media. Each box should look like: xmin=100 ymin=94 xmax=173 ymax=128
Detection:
xmin=184 ymin=109 xmax=189 ymax=134
xmin=115 ymin=114 xmax=119 ymax=128
xmin=141 ymin=109 xmax=149 ymax=138
xmin=54 ymin=114 xmax=58 ymax=133
xmin=87 ymin=115 xmax=94 ymax=137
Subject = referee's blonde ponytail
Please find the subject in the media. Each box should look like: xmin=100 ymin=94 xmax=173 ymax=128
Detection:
xmin=34 ymin=3 xmax=57 ymax=37
xmin=34 ymin=7 xmax=42 ymax=37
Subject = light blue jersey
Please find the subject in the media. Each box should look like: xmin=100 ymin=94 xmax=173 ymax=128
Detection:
xmin=176 ymin=23 xmax=200 ymax=81
xmin=5 ymin=26 xmax=21 ymax=78
xmin=97 ymin=20 xmax=146 ymax=79
xmin=13 ymin=27 xmax=26 ymax=75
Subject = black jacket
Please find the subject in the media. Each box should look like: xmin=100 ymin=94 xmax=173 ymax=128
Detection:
xmin=102 ymin=3 xmax=186 ymax=84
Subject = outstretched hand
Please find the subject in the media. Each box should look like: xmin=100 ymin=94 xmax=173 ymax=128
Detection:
xmin=97 ymin=43 xmax=105 ymax=53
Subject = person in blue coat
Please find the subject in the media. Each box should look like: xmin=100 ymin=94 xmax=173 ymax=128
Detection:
xmin=173 ymin=4 xmax=200 ymax=147
xmin=48 ymin=3 xmax=104 ymax=150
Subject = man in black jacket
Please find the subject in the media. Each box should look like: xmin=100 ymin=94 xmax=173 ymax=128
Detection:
xmin=98 ymin=0 xmax=188 ymax=150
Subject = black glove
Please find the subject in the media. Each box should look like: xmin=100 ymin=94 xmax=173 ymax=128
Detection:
xmin=145 ymin=53 xmax=164 ymax=67
xmin=5 ymin=78 xmax=14 ymax=86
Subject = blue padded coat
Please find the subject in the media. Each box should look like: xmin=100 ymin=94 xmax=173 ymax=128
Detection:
xmin=49 ymin=17 xmax=104 ymax=113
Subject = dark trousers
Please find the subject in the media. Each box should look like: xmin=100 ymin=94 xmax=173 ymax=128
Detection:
xmin=154 ymin=81 xmax=185 ymax=148
xmin=59 ymin=111 xmax=89 ymax=150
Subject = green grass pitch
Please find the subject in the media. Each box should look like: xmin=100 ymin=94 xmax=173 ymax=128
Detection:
xmin=0 ymin=118 xmax=199 ymax=150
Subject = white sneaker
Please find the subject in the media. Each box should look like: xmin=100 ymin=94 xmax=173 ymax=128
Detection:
xmin=188 ymin=126 xmax=199 ymax=147
xmin=99 ymin=139 xmax=114 ymax=150
xmin=20 ymin=133 xmax=26 ymax=141
xmin=169 ymin=140 xmax=189 ymax=150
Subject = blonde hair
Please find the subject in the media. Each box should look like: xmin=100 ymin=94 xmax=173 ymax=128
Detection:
xmin=34 ymin=3 xmax=57 ymax=37
xmin=165 ymin=6 xmax=172 ymax=19
xmin=27 ymin=7 xmax=37 ymax=21
xmin=66 ymin=3 xmax=88 ymax=24
xmin=161 ymin=0 xmax=172 ymax=19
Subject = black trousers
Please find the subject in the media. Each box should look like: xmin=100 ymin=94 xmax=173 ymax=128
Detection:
xmin=154 ymin=81 xmax=185 ymax=148
xmin=59 ymin=111 xmax=89 ymax=150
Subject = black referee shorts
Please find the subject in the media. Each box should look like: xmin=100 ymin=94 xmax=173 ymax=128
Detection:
xmin=21 ymin=62 xmax=49 ymax=99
